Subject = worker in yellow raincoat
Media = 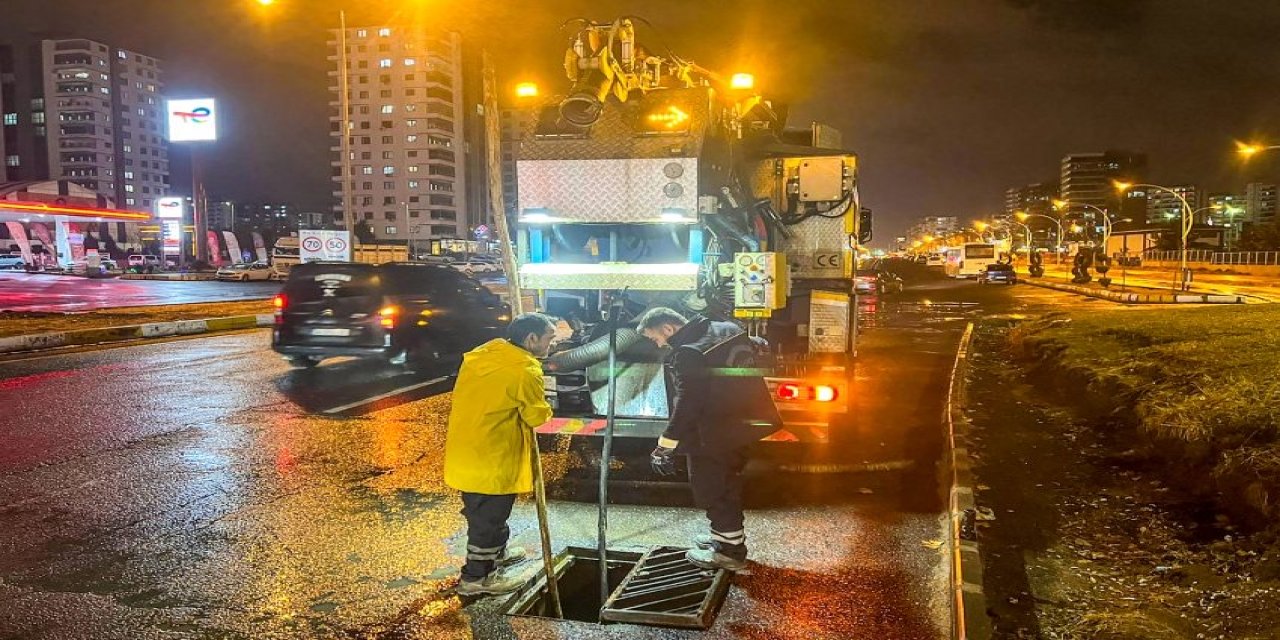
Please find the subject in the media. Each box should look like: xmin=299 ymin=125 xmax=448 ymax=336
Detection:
xmin=444 ymin=313 xmax=556 ymax=596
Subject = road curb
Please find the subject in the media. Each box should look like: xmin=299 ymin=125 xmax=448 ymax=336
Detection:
xmin=119 ymin=273 xmax=217 ymax=281
xmin=0 ymin=314 xmax=274 ymax=355
xmin=946 ymin=322 xmax=991 ymax=640
xmin=1024 ymin=279 xmax=1244 ymax=304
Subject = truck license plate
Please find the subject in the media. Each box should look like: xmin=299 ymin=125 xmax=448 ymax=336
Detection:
xmin=311 ymin=328 xmax=350 ymax=337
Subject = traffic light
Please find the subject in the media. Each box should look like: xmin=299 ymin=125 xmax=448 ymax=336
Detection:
xmin=857 ymin=207 xmax=873 ymax=244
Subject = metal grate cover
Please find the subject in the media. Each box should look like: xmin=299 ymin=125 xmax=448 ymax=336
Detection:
xmin=600 ymin=546 xmax=731 ymax=629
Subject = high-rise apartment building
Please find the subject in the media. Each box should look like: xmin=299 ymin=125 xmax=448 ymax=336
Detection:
xmin=1245 ymin=182 xmax=1277 ymax=226
xmin=0 ymin=38 xmax=167 ymax=211
xmin=907 ymin=215 xmax=959 ymax=241
xmin=1145 ymin=184 xmax=1201 ymax=224
xmin=500 ymin=107 xmax=533 ymax=219
xmin=1059 ymin=151 xmax=1146 ymax=224
xmin=328 ymin=26 xmax=468 ymax=243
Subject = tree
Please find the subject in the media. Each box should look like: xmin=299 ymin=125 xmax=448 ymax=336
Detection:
xmin=354 ymin=221 xmax=376 ymax=244
xmin=1238 ymin=222 xmax=1280 ymax=251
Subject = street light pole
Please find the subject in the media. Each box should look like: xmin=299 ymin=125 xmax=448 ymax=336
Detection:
xmin=1116 ymin=182 xmax=1194 ymax=291
xmin=338 ymin=10 xmax=357 ymax=245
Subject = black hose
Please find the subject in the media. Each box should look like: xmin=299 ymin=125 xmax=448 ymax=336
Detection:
xmin=704 ymin=214 xmax=759 ymax=252
xmin=545 ymin=328 xmax=646 ymax=371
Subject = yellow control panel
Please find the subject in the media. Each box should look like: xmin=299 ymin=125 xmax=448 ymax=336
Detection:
xmin=733 ymin=252 xmax=788 ymax=317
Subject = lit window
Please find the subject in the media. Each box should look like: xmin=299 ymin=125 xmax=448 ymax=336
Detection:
xmin=381 ymin=104 xmax=394 ymax=114
xmin=408 ymin=180 xmax=419 ymax=188
xmin=404 ymin=58 xmax=416 ymax=66
xmin=3 ymin=113 xmax=16 ymax=125
xmin=32 ymin=112 xmax=45 ymax=124
xmin=406 ymin=119 xmax=417 ymax=127
xmin=137 ymin=108 xmax=145 ymax=116
xmin=383 ymin=166 xmax=394 ymax=175
xmin=361 ymin=166 xmax=373 ymax=175
xmin=356 ymin=29 xmax=367 ymax=38
xmin=406 ymin=135 xmax=417 ymax=143
xmin=408 ymin=165 xmax=419 ymax=173
xmin=125 ymin=184 xmax=135 ymax=192
xmin=126 ymin=197 xmax=135 ymax=205
xmin=117 ymin=50 xmax=127 ymax=59
xmin=5 ymin=155 xmax=18 ymax=167
xmin=379 ymin=58 xmax=392 ymax=68
xmin=124 ymin=171 xmax=134 ymax=179
xmin=386 ymin=226 xmax=397 ymax=234
xmin=123 ymin=144 xmax=132 ymax=152
xmin=378 ymin=28 xmax=391 ymax=37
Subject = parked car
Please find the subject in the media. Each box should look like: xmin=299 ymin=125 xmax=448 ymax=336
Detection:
xmin=216 ymin=262 xmax=275 ymax=281
xmin=451 ymin=258 xmax=499 ymax=274
xmin=127 ymin=254 xmax=163 ymax=273
xmin=977 ymin=263 xmax=1018 ymax=285
xmin=926 ymin=254 xmax=945 ymax=267
xmin=854 ymin=270 xmax=904 ymax=295
xmin=272 ymin=262 xmax=510 ymax=368
xmin=0 ymin=253 xmax=25 ymax=270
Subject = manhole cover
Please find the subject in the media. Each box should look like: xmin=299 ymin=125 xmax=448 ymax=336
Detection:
xmin=600 ymin=546 xmax=731 ymax=629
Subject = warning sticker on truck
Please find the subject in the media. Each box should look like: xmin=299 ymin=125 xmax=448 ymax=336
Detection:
xmin=809 ymin=290 xmax=850 ymax=353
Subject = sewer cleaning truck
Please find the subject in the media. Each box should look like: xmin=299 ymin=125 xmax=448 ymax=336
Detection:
xmin=511 ymin=17 xmax=870 ymax=445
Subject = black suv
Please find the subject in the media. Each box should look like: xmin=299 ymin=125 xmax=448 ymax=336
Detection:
xmin=272 ymin=262 xmax=510 ymax=368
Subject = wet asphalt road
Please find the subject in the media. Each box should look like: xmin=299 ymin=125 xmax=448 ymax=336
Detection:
xmin=0 ymin=273 xmax=281 ymax=312
xmin=0 ymin=264 xmax=1074 ymax=639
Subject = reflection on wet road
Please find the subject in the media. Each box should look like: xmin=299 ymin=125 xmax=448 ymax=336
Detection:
xmin=0 ymin=264 xmax=1043 ymax=638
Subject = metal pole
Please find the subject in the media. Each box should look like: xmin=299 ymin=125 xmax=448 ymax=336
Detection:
xmin=526 ymin=429 xmax=563 ymax=618
xmin=599 ymin=293 xmax=622 ymax=607
xmin=338 ymin=10 xmax=356 ymax=244
xmin=191 ymin=147 xmax=206 ymax=264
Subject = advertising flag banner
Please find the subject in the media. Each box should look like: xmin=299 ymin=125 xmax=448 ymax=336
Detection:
xmin=30 ymin=223 xmax=53 ymax=267
xmin=68 ymin=223 xmax=86 ymax=263
xmin=222 ymin=231 xmax=243 ymax=265
xmin=252 ymin=232 xmax=269 ymax=263
xmin=4 ymin=222 xmax=34 ymax=265
xmin=299 ymin=230 xmax=352 ymax=263
xmin=207 ymin=231 xmax=223 ymax=266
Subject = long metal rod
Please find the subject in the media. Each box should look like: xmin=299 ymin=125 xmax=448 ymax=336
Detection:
xmin=527 ymin=430 xmax=563 ymax=618
xmin=337 ymin=10 xmax=356 ymax=243
xmin=599 ymin=296 xmax=620 ymax=607
xmin=481 ymin=51 xmax=523 ymax=313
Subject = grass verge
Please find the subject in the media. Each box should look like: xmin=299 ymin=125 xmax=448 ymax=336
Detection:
xmin=1017 ymin=304 xmax=1280 ymax=521
xmin=0 ymin=300 xmax=273 ymax=338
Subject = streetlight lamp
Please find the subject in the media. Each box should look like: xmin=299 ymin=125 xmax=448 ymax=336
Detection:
xmin=1237 ymin=141 xmax=1280 ymax=159
xmin=1115 ymin=181 xmax=1195 ymax=290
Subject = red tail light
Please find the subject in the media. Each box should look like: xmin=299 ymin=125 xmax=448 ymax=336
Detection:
xmin=379 ymin=305 xmax=400 ymax=329
xmin=777 ymin=383 xmax=803 ymax=400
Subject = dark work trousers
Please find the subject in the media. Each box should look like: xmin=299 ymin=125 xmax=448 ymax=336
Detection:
xmin=460 ymin=492 xmax=516 ymax=581
xmin=687 ymin=447 xmax=749 ymax=561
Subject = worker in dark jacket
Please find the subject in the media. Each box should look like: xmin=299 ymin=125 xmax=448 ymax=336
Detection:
xmin=637 ymin=307 xmax=780 ymax=572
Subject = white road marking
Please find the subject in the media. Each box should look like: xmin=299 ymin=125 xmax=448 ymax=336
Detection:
xmin=323 ymin=376 xmax=452 ymax=414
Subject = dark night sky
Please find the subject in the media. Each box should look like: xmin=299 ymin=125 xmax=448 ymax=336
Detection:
xmin=5 ymin=0 xmax=1280 ymax=242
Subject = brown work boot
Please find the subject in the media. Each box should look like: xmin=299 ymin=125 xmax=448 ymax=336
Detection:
xmin=686 ymin=548 xmax=751 ymax=574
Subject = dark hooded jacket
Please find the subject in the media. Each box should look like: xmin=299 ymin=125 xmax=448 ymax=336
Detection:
xmin=661 ymin=317 xmax=782 ymax=455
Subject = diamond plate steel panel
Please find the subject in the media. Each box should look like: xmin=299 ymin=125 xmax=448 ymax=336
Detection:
xmin=517 ymin=157 xmax=699 ymax=222
xmin=519 ymin=263 xmax=699 ymax=291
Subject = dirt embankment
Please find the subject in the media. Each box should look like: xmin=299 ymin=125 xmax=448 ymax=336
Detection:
xmin=969 ymin=313 xmax=1280 ymax=639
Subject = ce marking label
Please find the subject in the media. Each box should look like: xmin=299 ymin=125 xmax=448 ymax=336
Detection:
xmin=812 ymin=252 xmax=842 ymax=269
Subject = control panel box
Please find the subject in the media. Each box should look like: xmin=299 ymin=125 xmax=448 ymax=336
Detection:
xmin=733 ymin=252 xmax=788 ymax=315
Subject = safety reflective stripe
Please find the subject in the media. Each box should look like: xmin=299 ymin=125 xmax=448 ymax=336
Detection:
xmin=467 ymin=544 xmax=503 ymax=561
xmin=711 ymin=529 xmax=746 ymax=545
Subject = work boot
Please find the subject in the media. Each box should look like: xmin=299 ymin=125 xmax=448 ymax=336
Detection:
xmin=692 ymin=534 xmax=714 ymax=550
xmin=455 ymin=571 xmax=526 ymax=596
xmin=686 ymin=548 xmax=751 ymax=574
xmin=497 ymin=546 xmax=530 ymax=567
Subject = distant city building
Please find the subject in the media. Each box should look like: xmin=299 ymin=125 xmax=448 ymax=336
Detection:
xmin=206 ymin=200 xmax=236 ymax=231
xmin=1207 ymin=192 xmax=1246 ymax=248
xmin=327 ymin=25 xmax=468 ymax=243
xmin=1245 ymin=182 xmax=1277 ymax=226
xmin=907 ymin=215 xmax=960 ymax=242
xmin=1059 ymin=150 xmax=1147 ymax=225
xmin=1003 ymin=182 xmax=1058 ymax=218
xmin=0 ymin=38 xmax=167 ymax=212
xmin=298 ymin=211 xmax=330 ymax=229
xmin=1145 ymin=184 xmax=1201 ymax=224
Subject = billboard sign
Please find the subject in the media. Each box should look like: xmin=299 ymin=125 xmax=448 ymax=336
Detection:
xmin=155 ymin=196 xmax=184 ymax=219
xmin=163 ymin=221 xmax=182 ymax=256
xmin=299 ymin=230 xmax=351 ymax=263
xmin=167 ymin=98 xmax=218 ymax=142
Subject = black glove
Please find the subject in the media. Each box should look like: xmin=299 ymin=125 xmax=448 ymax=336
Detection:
xmin=650 ymin=445 xmax=677 ymax=477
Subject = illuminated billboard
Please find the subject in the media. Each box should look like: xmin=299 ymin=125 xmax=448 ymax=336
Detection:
xmin=167 ymin=98 xmax=218 ymax=142
xmin=155 ymin=197 xmax=184 ymax=219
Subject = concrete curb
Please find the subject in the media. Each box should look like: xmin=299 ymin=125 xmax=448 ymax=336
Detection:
xmin=119 ymin=273 xmax=217 ymax=281
xmin=0 ymin=314 xmax=274 ymax=355
xmin=946 ymin=322 xmax=990 ymax=640
xmin=1025 ymin=279 xmax=1244 ymax=304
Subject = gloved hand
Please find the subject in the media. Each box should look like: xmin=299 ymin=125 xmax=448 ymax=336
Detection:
xmin=650 ymin=437 xmax=679 ymax=476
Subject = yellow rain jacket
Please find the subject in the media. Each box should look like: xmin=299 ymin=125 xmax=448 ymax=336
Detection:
xmin=443 ymin=338 xmax=553 ymax=494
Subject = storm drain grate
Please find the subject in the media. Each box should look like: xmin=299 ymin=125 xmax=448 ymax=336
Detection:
xmin=600 ymin=546 xmax=731 ymax=629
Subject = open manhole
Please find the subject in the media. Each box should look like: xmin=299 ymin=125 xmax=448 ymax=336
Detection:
xmin=505 ymin=546 xmax=640 ymax=623
xmin=505 ymin=546 xmax=730 ymax=629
